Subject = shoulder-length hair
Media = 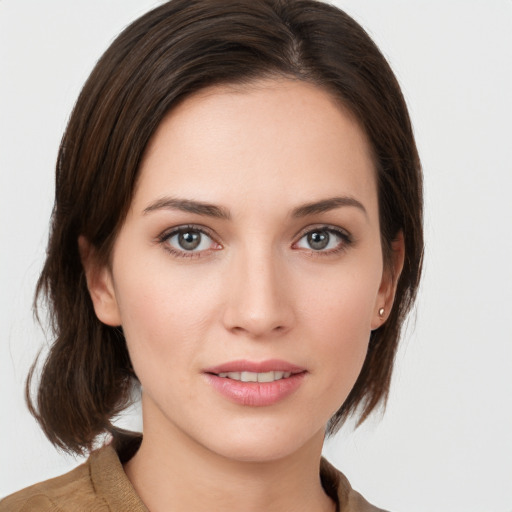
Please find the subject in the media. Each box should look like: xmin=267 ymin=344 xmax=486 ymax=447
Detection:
xmin=29 ymin=0 xmax=423 ymax=454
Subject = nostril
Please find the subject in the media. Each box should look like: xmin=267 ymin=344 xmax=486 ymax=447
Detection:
xmin=227 ymin=323 xmax=288 ymax=337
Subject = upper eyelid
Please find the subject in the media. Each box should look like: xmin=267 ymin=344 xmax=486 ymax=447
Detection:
xmin=158 ymin=224 xmax=218 ymax=242
xmin=293 ymin=224 xmax=351 ymax=241
xmin=157 ymin=223 xmax=351 ymax=247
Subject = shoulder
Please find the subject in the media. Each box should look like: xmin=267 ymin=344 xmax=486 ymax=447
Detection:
xmin=0 ymin=459 xmax=105 ymax=512
xmin=321 ymin=458 xmax=390 ymax=512
xmin=0 ymin=441 xmax=146 ymax=512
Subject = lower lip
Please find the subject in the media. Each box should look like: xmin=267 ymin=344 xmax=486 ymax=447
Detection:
xmin=204 ymin=373 xmax=306 ymax=406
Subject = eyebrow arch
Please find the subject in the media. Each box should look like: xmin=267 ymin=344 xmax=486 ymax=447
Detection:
xmin=292 ymin=196 xmax=367 ymax=218
xmin=143 ymin=197 xmax=231 ymax=220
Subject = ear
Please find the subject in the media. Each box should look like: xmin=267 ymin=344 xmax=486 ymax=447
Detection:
xmin=371 ymin=231 xmax=405 ymax=330
xmin=78 ymin=236 xmax=122 ymax=327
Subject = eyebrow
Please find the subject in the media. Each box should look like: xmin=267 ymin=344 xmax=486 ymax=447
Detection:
xmin=143 ymin=197 xmax=231 ymax=219
xmin=143 ymin=195 xmax=366 ymax=220
xmin=292 ymin=196 xmax=367 ymax=218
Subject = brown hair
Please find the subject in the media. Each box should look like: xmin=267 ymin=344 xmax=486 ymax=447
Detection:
xmin=29 ymin=0 xmax=423 ymax=454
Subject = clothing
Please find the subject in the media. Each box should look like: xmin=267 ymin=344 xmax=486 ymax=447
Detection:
xmin=1 ymin=438 xmax=388 ymax=512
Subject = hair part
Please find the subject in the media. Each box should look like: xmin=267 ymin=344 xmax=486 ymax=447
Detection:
xmin=28 ymin=0 xmax=423 ymax=453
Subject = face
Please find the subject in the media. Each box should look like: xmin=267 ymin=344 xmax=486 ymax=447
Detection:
xmin=85 ymin=79 xmax=400 ymax=462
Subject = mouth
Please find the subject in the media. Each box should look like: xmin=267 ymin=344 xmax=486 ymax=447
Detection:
xmin=214 ymin=370 xmax=293 ymax=382
xmin=204 ymin=359 xmax=306 ymax=381
xmin=203 ymin=360 xmax=307 ymax=406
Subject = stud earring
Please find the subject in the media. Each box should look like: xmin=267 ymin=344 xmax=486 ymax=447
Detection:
xmin=378 ymin=307 xmax=385 ymax=317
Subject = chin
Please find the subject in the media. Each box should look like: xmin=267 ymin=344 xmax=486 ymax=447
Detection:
xmin=199 ymin=420 xmax=326 ymax=464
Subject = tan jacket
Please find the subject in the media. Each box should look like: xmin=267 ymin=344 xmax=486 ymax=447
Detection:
xmin=0 ymin=443 xmax=388 ymax=512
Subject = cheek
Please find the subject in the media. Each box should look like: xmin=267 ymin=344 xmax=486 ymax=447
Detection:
xmin=299 ymin=261 xmax=381 ymax=335
xmin=297 ymin=263 xmax=380 ymax=391
xmin=112 ymin=259 xmax=221 ymax=372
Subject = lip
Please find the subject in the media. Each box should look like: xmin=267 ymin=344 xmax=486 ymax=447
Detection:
xmin=203 ymin=359 xmax=307 ymax=407
xmin=204 ymin=359 xmax=305 ymax=374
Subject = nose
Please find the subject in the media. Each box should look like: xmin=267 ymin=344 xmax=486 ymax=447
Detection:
xmin=222 ymin=245 xmax=295 ymax=339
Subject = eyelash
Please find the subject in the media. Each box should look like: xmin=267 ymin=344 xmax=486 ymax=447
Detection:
xmin=156 ymin=224 xmax=353 ymax=259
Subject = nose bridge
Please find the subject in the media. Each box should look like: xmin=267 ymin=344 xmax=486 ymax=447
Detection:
xmin=223 ymin=238 xmax=292 ymax=337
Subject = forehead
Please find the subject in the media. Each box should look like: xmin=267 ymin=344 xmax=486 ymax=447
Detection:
xmin=135 ymin=79 xmax=377 ymax=216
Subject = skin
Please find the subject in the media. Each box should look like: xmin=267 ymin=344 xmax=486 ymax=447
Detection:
xmin=82 ymin=79 xmax=403 ymax=512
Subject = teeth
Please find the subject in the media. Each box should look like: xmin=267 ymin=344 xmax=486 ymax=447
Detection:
xmin=241 ymin=371 xmax=258 ymax=382
xmin=258 ymin=371 xmax=276 ymax=383
xmin=217 ymin=371 xmax=293 ymax=382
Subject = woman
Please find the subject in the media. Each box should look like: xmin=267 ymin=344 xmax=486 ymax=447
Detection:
xmin=0 ymin=0 xmax=423 ymax=511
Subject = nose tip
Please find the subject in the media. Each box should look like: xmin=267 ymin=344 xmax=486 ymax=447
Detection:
xmin=222 ymin=254 xmax=294 ymax=339
xmin=227 ymin=307 xmax=289 ymax=338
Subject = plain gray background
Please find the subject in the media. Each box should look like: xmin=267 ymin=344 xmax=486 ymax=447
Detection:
xmin=1 ymin=1 xmax=511 ymax=511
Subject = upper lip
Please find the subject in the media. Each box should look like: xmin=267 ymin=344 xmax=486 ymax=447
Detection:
xmin=204 ymin=359 xmax=306 ymax=375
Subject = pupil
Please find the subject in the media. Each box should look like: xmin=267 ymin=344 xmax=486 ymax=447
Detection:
xmin=308 ymin=231 xmax=329 ymax=250
xmin=179 ymin=231 xmax=201 ymax=250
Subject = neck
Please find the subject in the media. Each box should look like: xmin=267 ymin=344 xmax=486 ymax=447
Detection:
xmin=124 ymin=404 xmax=335 ymax=512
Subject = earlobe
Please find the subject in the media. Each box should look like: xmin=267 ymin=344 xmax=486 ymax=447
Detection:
xmin=78 ymin=236 xmax=122 ymax=327
xmin=371 ymin=231 xmax=405 ymax=330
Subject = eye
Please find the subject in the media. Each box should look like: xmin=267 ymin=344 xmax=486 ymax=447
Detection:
xmin=159 ymin=226 xmax=221 ymax=256
xmin=294 ymin=227 xmax=350 ymax=253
